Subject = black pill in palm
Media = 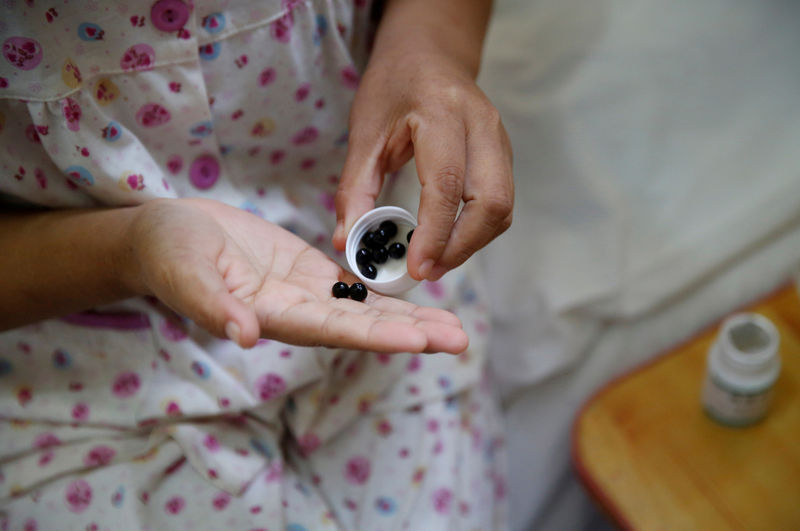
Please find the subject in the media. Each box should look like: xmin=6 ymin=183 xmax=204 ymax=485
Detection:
xmin=372 ymin=246 xmax=388 ymax=264
xmin=379 ymin=220 xmax=398 ymax=238
xmin=406 ymin=229 xmax=414 ymax=243
xmin=388 ymin=242 xmax=406 ymax=259
xmin=355 ymin=248 xmax=372 ymax=265
xmin=331 ymin=281 xmax=350 ymax=298
xmin=359 ymin=263 xmax=377 ymax=279
xmin=349 ymin=282 xmax=368 ymax=302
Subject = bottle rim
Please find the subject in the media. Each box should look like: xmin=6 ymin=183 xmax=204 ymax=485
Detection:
xmin=718 ymin=313 xmax=779 ymax=371
xmin=345 ymin=206 xmax=419 ymax=295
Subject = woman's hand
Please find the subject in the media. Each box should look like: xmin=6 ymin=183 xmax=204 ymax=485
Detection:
xmin=127 ymin=198 xmax=468 ymax=353
xmin=332 ymin=0 xmax=513 ymax=282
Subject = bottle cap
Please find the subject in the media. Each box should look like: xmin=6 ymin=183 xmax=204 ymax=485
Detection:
xmin=718 ymin=312 xmax=780 ymax=375
xmin=345 ymin=206 xmax=419 ymax=295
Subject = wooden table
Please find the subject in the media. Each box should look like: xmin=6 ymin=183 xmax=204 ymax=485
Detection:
xmin=572 ymin=284 xmax=800 ymax=530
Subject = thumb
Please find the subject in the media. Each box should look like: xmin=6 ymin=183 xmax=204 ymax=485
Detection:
xmin=332 ymin=132 xmax=385 ymax=251
xmin=156 ymin=258 xmax=260 ymax=348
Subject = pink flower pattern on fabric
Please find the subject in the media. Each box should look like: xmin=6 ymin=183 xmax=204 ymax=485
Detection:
xmin=2 ymin=37 xmax=43 ymax=70
xmin=212 ymin=492 xmax=230 ymax=510
xmin=84 ymin=445 xmax=116 ymax=467
xmin=164 ymin=496 xmax=185 ymax=515
xmin=255 ymin=372 xmax=286 ymax=401
xmin=270 ymin=12 xmax=293 ymax=43
xmin=33 ymin=432 xmax=61 ymax=449
xmin=259 ymin=67 xmax=277 ymax=87
xmin=340 ymin=65 xmax=360 ymax=90
xmin=71 ymin=402 xmax=89 ymax=421
xmin=291 ymin=126 xmax=318 ymax=145
xmin=64 ymin=479 xmax=92 ymax=513
xmin=344 ymin=456 xmax=370 ymax=485
xmin=120 ymin=44 xmax=155 ymax=72
xmin=112 ymin=372 xmax=141 ymax=398
xmin=61 ymin=98 xmax=82 ymax=132
xmin=159 ymin=318 xmax=188 ymax=341
xmin=432 ymin=487 xmax=452 ymax=514
xmin=0 ymin=0 xmax=502 ymax=527
xmin=136 ymin=103 xmax=171 ymax=127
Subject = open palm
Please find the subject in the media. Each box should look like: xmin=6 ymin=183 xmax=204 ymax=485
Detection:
xmin=128 ymin=198 xmax=467 ymax=353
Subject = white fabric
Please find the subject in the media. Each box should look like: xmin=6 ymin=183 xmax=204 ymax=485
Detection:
xmin=475 ymin=0 xmax=800 ymax=529
xmin=0 ymin=2 xmax=508 ymax=528
xmin=479 ymin=0 xmax=800 ymax=392
xmin=505 ymin=221 xmax=800 ymax=530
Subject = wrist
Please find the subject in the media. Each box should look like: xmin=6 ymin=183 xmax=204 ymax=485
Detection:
xmin=369 ymin=40 xmax=478 ymax=82
xmin=0 ymin=204 xmax=152 ymax=330
xmin=116 ymin=202 xmax=154 ymax=298
xmin=372 ymin=0 xmax=491 ymax=79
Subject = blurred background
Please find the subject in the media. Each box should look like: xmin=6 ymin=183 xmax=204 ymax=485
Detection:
xmin=475 ymin=0 xmax=800 ymax=529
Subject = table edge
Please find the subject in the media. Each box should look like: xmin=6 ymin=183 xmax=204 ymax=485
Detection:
xmin=569 ymin=280 xmax=794 ymax=529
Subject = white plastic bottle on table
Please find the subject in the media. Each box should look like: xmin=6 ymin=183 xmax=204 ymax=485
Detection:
xmin=701 ymin=313 xmax=781 ymax=427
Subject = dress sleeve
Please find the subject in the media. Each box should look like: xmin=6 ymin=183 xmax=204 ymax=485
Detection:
xmin=0 ymin=97 xmax=98 ymax=208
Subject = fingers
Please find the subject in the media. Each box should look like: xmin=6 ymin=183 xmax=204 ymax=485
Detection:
xmin=332 ymin=127 xmax=385 ymax=251
xmin=334 ymin=85 xmax=511 ymax=284
xmin=157 ymin=258 xmax=260 ymax=348
xmin=366 ymin=296 xmax=468 ymax=353
xmin=407 ymin=117 xmax=467 ymax=280
xmin=271 ymin=300 xmax=413 ymax=353
xmin=366 ymin=294 xmax=464 ymax=328
xmin=416 ymin=320 xmax=469 ymax=354
xmin=330 ymin=272 xmax=465 ymax=330
xmin=430 ymin=110 xmax=513 ymax=278
xmin=254 ymin=276 xmax=468 ymax=354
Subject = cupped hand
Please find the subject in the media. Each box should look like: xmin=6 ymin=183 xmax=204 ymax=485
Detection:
xmin=125 ymin=198 xmax=468 ymax=353
xmin=332 ymin=51 xmax=514 ymax=282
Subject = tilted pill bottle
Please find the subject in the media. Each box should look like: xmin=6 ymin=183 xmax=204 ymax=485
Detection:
xmin=345 ymin=206 xmax=419 ymax=295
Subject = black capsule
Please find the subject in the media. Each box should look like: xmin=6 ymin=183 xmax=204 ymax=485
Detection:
xmin=379 ymin=220 xmax=398 ymax=238
xmin=359 ymin=263 xmax=377 ymax=279
xmin=355 ymin=248 xmax=372 ymax=265
xmin=372 ymin=246 xmax=388 ymax=264
xmin=349 ymin=282 xmax=368 ymax=302
xmin=373 ymin=229 xmax=389 ymax=246
xmin=362 ymin=231 xmax=382 ymax=249
xmin=406 ymin=229 xmax=414 ymax=243
xmin=331 ymin=281 xmax=350 ymax=298
xmin=388 ymin=242 xmax=406 ymax=259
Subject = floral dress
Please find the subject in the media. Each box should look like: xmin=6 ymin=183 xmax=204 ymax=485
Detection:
xmin=0 ymin=1 xmax=507 ymax=529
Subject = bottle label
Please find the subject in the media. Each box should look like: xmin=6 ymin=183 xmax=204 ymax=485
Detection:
xmin=701 ymin=375 xmax=773 ymax=426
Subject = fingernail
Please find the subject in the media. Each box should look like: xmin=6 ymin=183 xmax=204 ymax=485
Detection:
xmin=334 ymin=222 xmax=343 ymax=241
xmin=418 ymin=259 xmax=434 ymax=279
xmin=225 ymin=321 xmax=241 ymax=346
xmin=429 ymin=264 xmax=448 ymax=281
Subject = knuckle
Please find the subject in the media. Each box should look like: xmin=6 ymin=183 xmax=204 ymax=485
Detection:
xmin=333 ymin=187 xmax=348 ymax=210
xmin=440 ymin=83 xmax=468 ymax=109
xmin=498 ymin=212 xmax=513 ymax=233
xmin=449 ymin=248 xmax=473 ymax=269
xmin=432 ymin=165 xmax=464 ymax=199
xmin=482 ymin=193 xmax=513 ymax=220
xmin=502 ymin=127 xmax=513 ymax=157
xmin=475 ymin=101 xmax=502 ymax=128
xmin=485 ymin=105 xmax=502 ymax=126
xmin=417 ymin=227 xmax=450 ymax=253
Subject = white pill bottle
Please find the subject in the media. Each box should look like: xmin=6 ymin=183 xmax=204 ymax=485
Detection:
xmin=701 ymin=313 xmax=781 ymax=427
xmin=345 ymin=206 xmax=419 ymax=295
